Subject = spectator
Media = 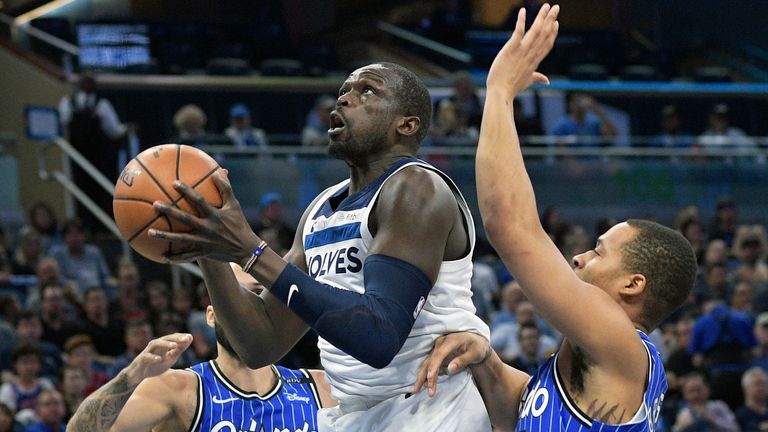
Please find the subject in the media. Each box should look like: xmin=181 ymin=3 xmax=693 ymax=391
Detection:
xmin=698 ymin=103 xmax=754 ymax=149
xmin=58 ymin=74 xmax=129 ymax=224
xmin=61 ymin=335 xmax=109 ymax=397
xmin=470 ymin=259 xmax=499 ymax=324
xmin=16 ymin=203 xmax=60 ymax=255
xmin=673 ymin=372 xmax=740 ymax=432
xmin=224 ymin=103 xmax=268 ymax=150
xmin=0 ymin=403 xmax=18 ymax=432
xmin=9 ymin=311 xmax=62 ymax=382
xmin=751 ymin=312 xmax=768 ymax=373
xmin=106 ymin=320 xmax=153 ymax=378
xmin=250 ymin=192 xmax=295 ymax=255
xmin=109 ymin=260 xmax=144 ymax=322
xmin=733 ymin=226 xmax=768 ymax=288
xmin=709 ymin=199 xmax=739 ymax=247
xmin=146 ymin=280 xmax=171 ymax=331
xmin=678 ymin=216 xmax=706 ymax=265
xmin=38 ymin=285 xmax=81 ymax=350
xmin=169 ymin=104 xmax=227 ymax=148
xmin=690 ymin=299 xmax=758 ymax=409
xmin=513 ymin=98 xmax=544 ymax=142
xmin=59 ymin=366 xmax=87 ymax=420
xmin=79 ymin=286 xmax=125 ymax=357
xmin=663 ymin=315 xmax=697 ymax=428
xmin=490 ymin=280 xmax=526 ymax=328
xmin=11 ymin=230 xmax=42 ymax=276
xmin=24 ymin=389 xmax=66 ymax=432
xmin=732 ymin=281 xmax=755 ymax=314
xmin=301 ymin=95 xmax=335 ymax=147
xmin=24 ymin=258 xmax=66 ymax=312
xmin=431 ymin=98 xmax=478 ymax=144
xmin=507 ymin=323 xmax=546 ymax=376
xmin=444 ymin=71 xmax=483 ymax=130
xmin=696 ymin=263 xmax=732 ymax=303
xmin=553 ymin=93 xmax=617 ymax=147
xmin=0 ymin=343 xmax=55 ymax=424
xmin=735 ymin=367 xmax=768 ymax=432
xmin=491 ymin=301 xmax=558 ymax=363
xmin=650 ymin=104 xmax=695 ymax=149
xmin=48 ymin=219 xmax=114 ymax=297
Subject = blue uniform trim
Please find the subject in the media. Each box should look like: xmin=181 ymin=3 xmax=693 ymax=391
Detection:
xmin=304 ymin=222 xmax=362 ymax=250
xmin=311 ymin=157 xmax=421 ymax=219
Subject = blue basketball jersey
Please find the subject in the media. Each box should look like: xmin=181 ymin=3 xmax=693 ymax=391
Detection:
xmin=188 ymin=361 xmax=323 ymax=432
xmin=516 ymin=330 xmax=667 ymax=432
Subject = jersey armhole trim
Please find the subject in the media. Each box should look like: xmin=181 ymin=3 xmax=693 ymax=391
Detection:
xmin=552 ymin=352 xmax=593 ymax=428
xmin=186 ymin=370 xmax=204 ymax=432
xmin=300 ymin=368 xmax=324 ymax=409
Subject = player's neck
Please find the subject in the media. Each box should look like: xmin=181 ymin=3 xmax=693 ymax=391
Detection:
xmin=215 ymin=353 xmax=278 ymax=395
xmin=347 ymin=152 xmax=412 ymax=193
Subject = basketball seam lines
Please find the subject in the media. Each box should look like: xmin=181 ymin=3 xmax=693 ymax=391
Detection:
xmin=125 ymin=165 xmax=221 ymax=244
xmin=175 ymin=145 xmax=181 ymax=181
xmin=135 ymin=158 xmax=176 ymax=203
xmin=113 ymin=197 xmax=155 ymax=204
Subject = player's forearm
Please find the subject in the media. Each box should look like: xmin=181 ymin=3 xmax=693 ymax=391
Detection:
xmin=470 ymin=350 xmax=528 ymax=430
xmin=476 ymin=89 xmax=540 ymax=239
xmin=67 ymin=369 xmax=139 ymax=432
xmin=198 ymin=259 xmax=284 ymax=367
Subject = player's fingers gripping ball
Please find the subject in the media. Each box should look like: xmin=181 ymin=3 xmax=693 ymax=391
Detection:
xmin=113 ymin=144 xmax=223 ymax=262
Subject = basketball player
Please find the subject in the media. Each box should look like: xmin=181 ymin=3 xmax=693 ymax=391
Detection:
xmin=67 ymin=270 xmax=334 ymax=432
xmin=413 ymin=5 xmax=698 ymax=431
xmin=149 ymin=62 xmax=491 ymax=428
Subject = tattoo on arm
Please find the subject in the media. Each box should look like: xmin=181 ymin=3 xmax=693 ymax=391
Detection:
xmin=586 ymin=399 xmax=627 ymax=424
xmin=69 ymin=373 xmax=135 ymax=432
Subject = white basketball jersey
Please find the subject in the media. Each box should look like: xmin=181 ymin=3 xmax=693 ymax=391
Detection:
xmin=301 ymin=157 xmax=490 ymax=405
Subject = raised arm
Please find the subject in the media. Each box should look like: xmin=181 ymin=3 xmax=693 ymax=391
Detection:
xmin=476 ymin=6 xmax=640 ymax=364
xmin=67 ymin=334 xmax=193 ymax=432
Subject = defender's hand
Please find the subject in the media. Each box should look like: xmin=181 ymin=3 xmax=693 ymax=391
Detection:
xmin=486 ymin=3 xmax=559 ymax=97
xmin=413 ymin=332 xmax=492 ymax=397
xmin=124 ymin=333 xmax=193 ymax=385
xmin=149 ymin=170 xmax=260 ymax=264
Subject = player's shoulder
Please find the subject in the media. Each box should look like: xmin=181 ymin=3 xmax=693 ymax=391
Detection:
xmin=140 ymin=368 xmax=199 ymax=395
xmin=381 ymin=163 xmax=455 ymax=204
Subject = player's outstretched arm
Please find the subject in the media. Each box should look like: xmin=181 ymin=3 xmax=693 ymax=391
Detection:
xmin=477 ymin=6 xmax=641 ymax=364
xmin=413 ymin=332 xmax=529 ymax=430
xmin=67 ymin=334 xmax=193 ymax=432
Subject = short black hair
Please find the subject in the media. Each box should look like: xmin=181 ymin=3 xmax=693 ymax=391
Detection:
xmin=11 ymin=341 xmax=42 ymax=364
xmin=378 ymin=62 xmax=432 ymax=144
xmin=622 ymin=219 xmax=697 ymax=329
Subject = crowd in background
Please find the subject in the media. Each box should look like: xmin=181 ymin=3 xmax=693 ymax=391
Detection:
xmin=0 ymin=191 xmax=767 ymax=430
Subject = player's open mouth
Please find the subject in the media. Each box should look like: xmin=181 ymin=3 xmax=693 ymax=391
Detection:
xmin=328 ymin=111 xmax=346 ymax=136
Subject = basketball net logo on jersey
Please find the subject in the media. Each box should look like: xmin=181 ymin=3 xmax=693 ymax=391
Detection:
xmin=210 ymin=420 xmax=316 ymax=432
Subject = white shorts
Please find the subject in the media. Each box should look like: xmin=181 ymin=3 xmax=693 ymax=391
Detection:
xmin=317 ymin=370 xmax=491 ymax=432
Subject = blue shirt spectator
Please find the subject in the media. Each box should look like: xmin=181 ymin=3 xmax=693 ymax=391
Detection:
xmin=48 ymin=220 xmax=112 ymax=296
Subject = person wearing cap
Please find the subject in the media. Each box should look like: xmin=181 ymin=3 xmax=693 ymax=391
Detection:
xmin=690 ymin=298 xmax=757 ymax=409
xmin=62 ymin=334 xmax=110 ymax=397
xmin=251 ymin=192 xmax=294 ymax=256
xmin=302 ymin=95 xmax=335 ymax=147
xmin=224 ymin=103 xmax=268 ymax=150
xmin=698 ymin=103 xmax=755 ymax=149
xmin=650 ymin=104 xmax=695 ymax=149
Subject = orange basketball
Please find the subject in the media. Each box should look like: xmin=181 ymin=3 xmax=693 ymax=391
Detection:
xmin=113 ymin=144 xmax=223 ymax=263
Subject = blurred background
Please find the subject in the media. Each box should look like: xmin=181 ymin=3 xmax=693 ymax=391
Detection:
xmin=0 ymin=1 xmax=767 ymax=429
